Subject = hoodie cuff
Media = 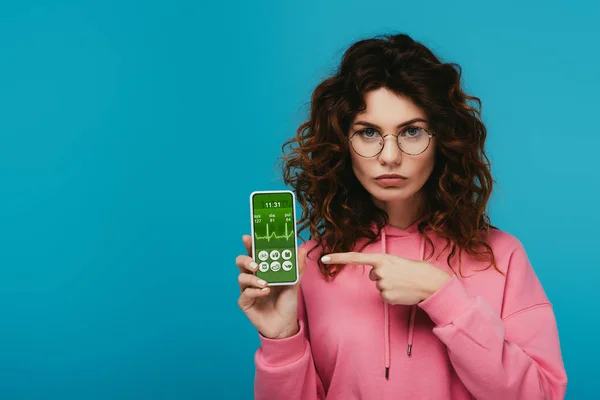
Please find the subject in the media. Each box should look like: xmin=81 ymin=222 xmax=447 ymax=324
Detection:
xmin=418 ymin=275 xmax=475 ymax=326
xmin=257 ymin=320 xmax=307 ymax=367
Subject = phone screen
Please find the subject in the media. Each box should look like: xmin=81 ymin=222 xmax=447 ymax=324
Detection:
xmin=250 ymin=191 xmax=298 ymax=285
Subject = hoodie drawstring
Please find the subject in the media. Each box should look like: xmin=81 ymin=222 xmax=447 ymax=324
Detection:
xmin=381 ymin=229 xmax=391 ymax=379
xmin=381 ymin=227 xmax=426 ymax=380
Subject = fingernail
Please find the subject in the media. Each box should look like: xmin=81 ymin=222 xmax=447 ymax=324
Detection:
xmin=249 ymin=262 xmax=258 ymax=270
xmin=257 ymin=279 xmax=267 ymax=286
xmin=261 ymin=287 xmax=269 ymax=291
xmin=321 ymin=256 xmax=331 ymax=262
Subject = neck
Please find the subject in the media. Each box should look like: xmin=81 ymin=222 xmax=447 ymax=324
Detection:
xmin=372 ymin=191 xmax=426 ymax=230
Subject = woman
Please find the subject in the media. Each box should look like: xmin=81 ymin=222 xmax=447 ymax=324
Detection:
xmin=235 ymin=33 xmax=567 ymax=399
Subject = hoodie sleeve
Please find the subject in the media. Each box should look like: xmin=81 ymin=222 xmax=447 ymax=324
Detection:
xmin=253 ymin=285 xmax=325 ymax=400
xmin=418 ymin=240 xmax=568 ymax=400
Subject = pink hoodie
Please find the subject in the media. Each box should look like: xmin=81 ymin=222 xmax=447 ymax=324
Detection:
xmin=253 ymin=221 xmax=568 ymax=399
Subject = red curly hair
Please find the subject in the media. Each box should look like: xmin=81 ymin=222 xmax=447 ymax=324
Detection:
xmin=278 ymin=33 xmax=499 ymax=279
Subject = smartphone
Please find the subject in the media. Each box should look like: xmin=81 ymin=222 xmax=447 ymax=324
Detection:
xmin=250 ymin=190 xmax=299 ymax=286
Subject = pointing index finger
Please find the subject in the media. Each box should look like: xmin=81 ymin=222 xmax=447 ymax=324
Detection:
xmin=321 ymin=252 xmax=385 ymax=266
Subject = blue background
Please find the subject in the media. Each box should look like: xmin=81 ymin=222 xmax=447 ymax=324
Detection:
xmin=0 ymin=0 xmax=597 ymax=399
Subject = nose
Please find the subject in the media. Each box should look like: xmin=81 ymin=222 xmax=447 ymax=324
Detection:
xmin=378 ymin=135 xmax=402 ymax=165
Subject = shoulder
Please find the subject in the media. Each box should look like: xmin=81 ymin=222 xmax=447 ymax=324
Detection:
xmin=485 ymin=228 xmax=525 ymax=262
xmin=485 ymin=228 xmax=543 ymax=290
xmin=486 ymin=227 xmax=525 ymax=255
xmin=433 ymin=227 xmax=531 ymax=275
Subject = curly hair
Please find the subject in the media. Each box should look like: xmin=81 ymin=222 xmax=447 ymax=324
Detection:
xmin=278 ymin=33 xmax=499 ymax=279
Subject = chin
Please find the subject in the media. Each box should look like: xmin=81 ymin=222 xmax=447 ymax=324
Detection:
xmin=366 ymin=184 xmax=419 ymax=204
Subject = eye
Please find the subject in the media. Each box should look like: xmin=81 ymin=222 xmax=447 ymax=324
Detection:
xmin=402 ymin=126 xmax=426 ymax=139
xmin=359 ymin=128 xmax=379 ymax=139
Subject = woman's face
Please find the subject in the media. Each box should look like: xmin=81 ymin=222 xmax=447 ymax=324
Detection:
xmin=348 ymin=88 xmax=436 ymax=208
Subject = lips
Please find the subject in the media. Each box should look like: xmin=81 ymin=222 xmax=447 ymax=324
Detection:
xmin=375 ymin=174 xmax=408 ymax=187
xmin=376 ymin=174 xmax=407 ymax=180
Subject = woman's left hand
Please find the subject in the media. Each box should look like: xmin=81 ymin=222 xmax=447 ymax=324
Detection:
xmin=321 ymin=252 xmax=451 ymax=305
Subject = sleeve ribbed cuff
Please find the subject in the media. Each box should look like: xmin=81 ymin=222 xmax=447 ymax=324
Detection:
xmin=257 ymin=320 xmax=307 ymax=366
xmin=418 ymin=275 xmax=475 ymax=326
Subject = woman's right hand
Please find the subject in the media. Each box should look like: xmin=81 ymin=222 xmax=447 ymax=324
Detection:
xmin=236 ymin=234 xmax=307 ymax=340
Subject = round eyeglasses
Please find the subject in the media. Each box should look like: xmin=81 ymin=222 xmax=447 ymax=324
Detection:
xmin=348 ymin=126 xmax=435 ymax=157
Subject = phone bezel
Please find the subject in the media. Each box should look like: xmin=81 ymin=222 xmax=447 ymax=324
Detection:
xmin=249 ymin=190 xmax=299 ymax=286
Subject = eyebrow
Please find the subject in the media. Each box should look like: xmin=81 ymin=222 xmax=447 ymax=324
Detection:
xmin=353 ymin=118 xmax=428 ymax=130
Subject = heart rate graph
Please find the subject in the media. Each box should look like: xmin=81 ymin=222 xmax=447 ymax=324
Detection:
xmin=253 ymin=208 xmax=295 ymax=248
xmin=254 ymin=222 xmax=294 ymax=242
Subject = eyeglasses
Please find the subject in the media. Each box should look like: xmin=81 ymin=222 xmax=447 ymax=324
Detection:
xmin=348 ymin=126 xmax=435 ymax=157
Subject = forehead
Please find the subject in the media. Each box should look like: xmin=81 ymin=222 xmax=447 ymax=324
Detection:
xmin=353 ymin=88 xmax=426 ymax=125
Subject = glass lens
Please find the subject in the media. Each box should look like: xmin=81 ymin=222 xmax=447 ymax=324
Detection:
xmin=398 ymin=127 xmax=430 ymax=155
xmin=350 ymin=130 xmax=383 ymax=157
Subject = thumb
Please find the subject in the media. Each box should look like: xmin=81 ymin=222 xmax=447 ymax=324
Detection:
xmin=242 ymin=234 xmax=252 ymax=257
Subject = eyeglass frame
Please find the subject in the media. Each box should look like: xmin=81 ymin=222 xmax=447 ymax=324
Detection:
xmin=347 ymin=127 xmax=436 ymax=157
